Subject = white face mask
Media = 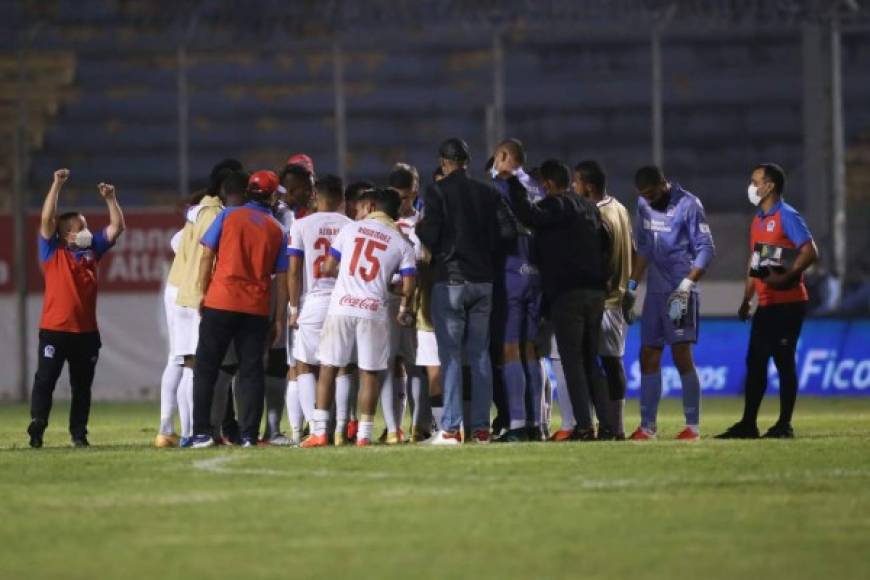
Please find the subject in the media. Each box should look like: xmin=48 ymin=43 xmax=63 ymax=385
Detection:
xmin=747 ymin=184 xmax=767 ymax=206
xmin=73 ymin=228 xmax=93 ymax=249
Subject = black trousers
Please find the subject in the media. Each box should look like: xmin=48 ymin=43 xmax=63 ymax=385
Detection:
xmin=30 ymin=329 xmax=102 ymax=438
xmin=193 ymin=307 xmax=270 ymax=440
xmin=551 ymin=288 xmax=608 ymax=430
xmin=743 ymin=301 xmax=808 ymax=426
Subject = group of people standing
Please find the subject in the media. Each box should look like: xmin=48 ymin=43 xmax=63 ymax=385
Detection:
xmin=25 ymin=136 xmax=818 ymax=448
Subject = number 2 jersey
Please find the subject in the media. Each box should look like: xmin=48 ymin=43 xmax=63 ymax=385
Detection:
xmin=287 ymin=211 xmax=353 ymax=301
xmin=327 ymin=214 xmax=417 ymax=321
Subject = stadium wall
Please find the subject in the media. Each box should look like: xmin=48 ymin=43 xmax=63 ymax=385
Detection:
xmin=0 ymin=211 xmax=868 ymax=400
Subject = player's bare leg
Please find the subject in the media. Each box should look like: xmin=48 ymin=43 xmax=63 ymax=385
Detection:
xmin=427 ymin=364 xmax=443 ymax=430
xmin=356 ymin=369 xmax=383 ymax=446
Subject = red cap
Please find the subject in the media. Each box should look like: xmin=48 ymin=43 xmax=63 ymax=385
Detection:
xmin=285 ymin=153 xmax=314 ymax=175
xmin=248 ymin=170 xmax=280 ymax=196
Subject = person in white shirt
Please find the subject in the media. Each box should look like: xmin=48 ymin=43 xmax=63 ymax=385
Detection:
xmin=301 ymin=188 xmax=417 ymax=447
xmin=287 ymin=175 xmax=353 ymax=444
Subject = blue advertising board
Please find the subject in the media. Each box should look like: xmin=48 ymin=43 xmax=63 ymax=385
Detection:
xmin=620 ymin=318 xmax=870 ymax=397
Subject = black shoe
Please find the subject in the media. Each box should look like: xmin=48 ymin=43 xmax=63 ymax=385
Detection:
xmin=714 ymin=421 xmax=760 ymax=439
xmin=525 ymin=426 xmax=546 ymax=442
xmin=597 ymin=426 xmax=618 ymax=441
xmin=494 ymin=428 xmax=529 ymax=443
xmin=222 ymin=422 xmax=241 ymax=446
xmin=491 ymin=416 xmax=507 ymax=437
xmin=27 ymin=420 xmax=46 ymax=449
xmin=571 ymin=427 xmax=597 ymax=441
xmin=763 ymin=422 xmax=794 ymax=439
xmin=70 ymin=436 xmax=90 ymax=448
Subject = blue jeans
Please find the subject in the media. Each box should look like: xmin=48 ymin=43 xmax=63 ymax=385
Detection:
xmin=431 ymin=281 xmax=493 ymax=432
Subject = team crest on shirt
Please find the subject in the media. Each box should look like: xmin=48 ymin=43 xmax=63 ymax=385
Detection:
xmin=44 ymin=345 xmax=55 ymax=359
xmin=766 ymin=220 xmax=776 ymax=232
xmin=666 ymin=207 xmax=676 ymax=217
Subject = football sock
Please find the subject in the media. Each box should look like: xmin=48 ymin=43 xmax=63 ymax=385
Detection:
xmin=380 ymin=371 xmax=399 ymax=434
xmin=502 ymin=360 xmax=527 ymax=431
xmin=680 ymin=371 xmax=701 ymax=429
xmin=159 ymin=361 xmax=183 ymax=434
xmin=264 ymin=376 xmax=286 ymax=437
xmin=297 ymin=372 xmax=317 ymax=424
xmin=640 ymin=372 xmax=662 ymax=432
xmin=312 ymin=408 xmax=330 ymax=437
xmin=358 ymin=415 xmax=375 ymax=441
xmin=177 ymin=367 xmax=194 ymax=438
xmin=335 ymin=373 xmax=352 ymax=438
xmin=523 ymin=357 xmax=544 ymax=428
xmin=285 ymin=380 xmax=302 ymax=438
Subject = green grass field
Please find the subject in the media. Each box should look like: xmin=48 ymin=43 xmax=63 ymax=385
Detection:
xmin=1 ymin=397 xmax=869 ymax=580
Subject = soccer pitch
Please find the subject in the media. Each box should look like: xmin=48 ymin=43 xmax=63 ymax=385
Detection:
xmin=1 ymin=398 xmax=868 ymax=580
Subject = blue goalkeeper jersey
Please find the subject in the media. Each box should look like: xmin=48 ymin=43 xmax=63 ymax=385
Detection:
xmin=635 ymin=183 xmax=715 ymax=295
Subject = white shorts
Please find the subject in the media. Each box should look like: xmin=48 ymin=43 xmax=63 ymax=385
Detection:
xmin=163 ymin=284 xmax=184 ymax=365
xmin=318 ymin=315 xmax=389 ymax=371
xmin=172 ymin=302 xmax=201 ymax=360
xmin=415 ymin=330 xmax=440 ymax=367
xmin=293 ymin=295 xmax=330 ymax=366
xmin=599 ymin=306 xmax=628 ymax=357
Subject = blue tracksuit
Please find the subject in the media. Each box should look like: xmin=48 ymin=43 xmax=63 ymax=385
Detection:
xmin=636 ymin=183 xmax=715 ymax=346
xmin=491 ymin=169 xmax=543 ymax=345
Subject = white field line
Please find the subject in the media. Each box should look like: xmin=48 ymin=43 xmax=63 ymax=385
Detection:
xmin=191 ymin=455 xmax=870 ymax=489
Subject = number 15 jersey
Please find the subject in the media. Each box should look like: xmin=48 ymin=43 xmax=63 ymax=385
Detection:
xmin=327 ymin=216 xmax=417 ymax=321
xmin=287 ymin=211 xmax=353 ymax=299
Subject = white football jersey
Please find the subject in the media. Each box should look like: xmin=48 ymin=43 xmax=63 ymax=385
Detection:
xmin=327 ymin=217 xmax=416 ymax=321
xmin=287 ymin=211 xmax=352 ymax=299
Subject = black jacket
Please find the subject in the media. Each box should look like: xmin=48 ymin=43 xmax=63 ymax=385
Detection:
xmin=417 ymin=169 xmax=502 ymax=283
xmin=507 ymin=179 xmax=611 ymax=300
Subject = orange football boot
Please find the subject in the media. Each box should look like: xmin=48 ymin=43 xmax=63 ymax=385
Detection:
xmin=300 ymin=433 xmax=329 ymax=448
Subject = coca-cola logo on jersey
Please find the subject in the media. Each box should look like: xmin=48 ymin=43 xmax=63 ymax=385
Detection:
xmin=338 ymin=295 xmax=381 ymax=312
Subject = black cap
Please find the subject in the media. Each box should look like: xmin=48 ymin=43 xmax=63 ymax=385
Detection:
xmin=438 ymin=138 xmax=470 ymax=163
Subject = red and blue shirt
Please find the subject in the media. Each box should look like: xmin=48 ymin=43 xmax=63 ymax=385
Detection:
xmin=38 ymin=229 xmax=114 ymax=333
xmin=750 ymin=200 xmax=813 ymax=306
xmin=200 ymin=202 xmax=288 ymax=316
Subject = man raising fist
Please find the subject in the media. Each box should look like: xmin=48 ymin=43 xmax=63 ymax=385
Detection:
xmin=28 ymin=170 xmax=126 ymax=448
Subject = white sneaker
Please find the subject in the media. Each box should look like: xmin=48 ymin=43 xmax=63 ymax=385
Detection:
xmin=424 ymin=430 xmax=461 ymax=446
xmin=269 ymin=433 xmax=295 ymax=446
xmin=190 ymin=435 xmax=215 ymax=449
